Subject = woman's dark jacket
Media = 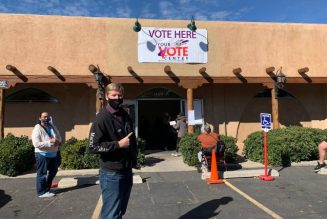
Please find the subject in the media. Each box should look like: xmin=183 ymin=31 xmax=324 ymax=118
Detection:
xmin=88 ymin=107 xmax=137 ymax=173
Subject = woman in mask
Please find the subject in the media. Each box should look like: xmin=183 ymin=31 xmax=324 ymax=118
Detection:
xmin=32 ymin=112 xmax=62 ymax=198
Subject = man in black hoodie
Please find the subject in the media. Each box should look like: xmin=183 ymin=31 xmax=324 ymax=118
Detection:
xmin=88 ymin=83 xmax=138 ymax=219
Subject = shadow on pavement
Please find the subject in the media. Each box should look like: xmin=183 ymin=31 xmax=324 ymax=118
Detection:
xmin=235 ymin=155 xmax=246 ymax=163
xmin=54 ymin=175 xmax=99 ymax=194
xmin=54 ymin=184 xmax=97 ymax=194
xmin=179 ymin=197 xmax=233 ymax=219
xmin=143 ymin=157 xmax=165 ymax=167
xmin=74 ymin=176 xmax=99 ymax=185
xmin=225 ymin=163 xmax=242 ymax=171
xmin=0 ymin=189 xmax=12 ymax=208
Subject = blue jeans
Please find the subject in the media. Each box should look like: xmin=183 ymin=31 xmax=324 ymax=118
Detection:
xmin=99 ymin=169 xmax=133 ymax=219
xmin=35 ymin=153 xmax=58 ymax=196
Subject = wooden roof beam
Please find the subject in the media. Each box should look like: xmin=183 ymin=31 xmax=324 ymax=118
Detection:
xmin=233 ymin=67 xmax=247 ymax=83
xmin=6 ymin=65 xmax=28 ymax=82
xmin=127 ymin=66 xmax=143 ymax=83
xmin=298 ymin=67 xmax=311 ymax=83
xmin=48 ymin=66 xmax=65 ymax=81
xmin=199 ymin=67 xmax=213 ymax=83
xmin=89 ymin=64 xmax=111 ymax=86
xmin=164 ymin=65 xmax=180 ymax=84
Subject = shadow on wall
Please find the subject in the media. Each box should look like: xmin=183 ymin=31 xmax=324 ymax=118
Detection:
xmin=4 ymin=84 xmax=96 ymax=141
xmin=198 ymin=84 xmax=313 ymax=138
xmin=236 ymin=90 xmax=311 ymax=143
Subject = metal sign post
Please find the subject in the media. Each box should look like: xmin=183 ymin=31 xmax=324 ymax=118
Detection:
xmin=259 ymin=113 xmax=274 ymax=181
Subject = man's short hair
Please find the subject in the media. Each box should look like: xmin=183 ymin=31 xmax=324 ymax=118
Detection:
xmin=105 ymin=83 xmax=124 ymax=94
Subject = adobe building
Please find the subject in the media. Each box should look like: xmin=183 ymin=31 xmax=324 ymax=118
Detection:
xmin=1 ymin=14 xmax=327 ymax=152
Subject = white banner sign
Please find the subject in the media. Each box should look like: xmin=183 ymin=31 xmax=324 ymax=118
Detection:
xmin=138 ymin=27 xmax=208 ymax=63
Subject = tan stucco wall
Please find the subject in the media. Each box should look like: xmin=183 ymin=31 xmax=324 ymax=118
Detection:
xmin=2 ymin=14 xmax=327 ymax=152
xmin=5 ymin=84 xmax=95 ymax=140
xmin=4 ymin=83 xmax=327 ymax=153
xmin=193 ymin=83 xmax=327 ymax=151
xmin=1 ymin=14 xmax=327 ymax=78
xmin=4 ymin=83 xmax=185 ymax=140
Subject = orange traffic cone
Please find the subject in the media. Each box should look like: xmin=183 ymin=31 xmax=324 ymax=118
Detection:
xmin=206 ymin=149 xmax=224 ymax=184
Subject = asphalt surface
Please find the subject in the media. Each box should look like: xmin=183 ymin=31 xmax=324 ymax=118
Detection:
xmin=228 ymin=166 xmax=327 ymax=219
xmin=1 ymin=166 xmax=326 ymax=219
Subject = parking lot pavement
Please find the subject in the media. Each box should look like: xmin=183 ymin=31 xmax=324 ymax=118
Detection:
xmin=123 ymin=171 xmax=272 ymax=219
xmin=1 ymin=166 xmax=326 ymax=219
xmin=228 ymin=166 xmax=327 ymax=219
xmin=0 ymin=177 xmax=100 ymax=219
xmin=1 ymin=171 xmax=272 ymax=219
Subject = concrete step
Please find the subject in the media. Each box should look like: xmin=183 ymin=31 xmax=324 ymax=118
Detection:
xmin=317 ymin=167 xmax=327 ymax=175
xmin=201 ymin=168 xmax=280 ymax=180
xmin=58 ymin=174 xmax=143 ymax=189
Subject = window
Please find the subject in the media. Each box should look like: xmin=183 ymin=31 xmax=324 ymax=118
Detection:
xmin=5 ymin=88 xmax=59 ymax=103
xmin=255 ymin=89 xmax=295 ymax=99
xmin=138 ymin=87 xmax=181 ymax=99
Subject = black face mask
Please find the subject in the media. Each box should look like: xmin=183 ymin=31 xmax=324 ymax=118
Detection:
xmin=42 ymin=118 xmax=50 ymax=125
xmin=108 ymin=98 xmax=123 ymax=109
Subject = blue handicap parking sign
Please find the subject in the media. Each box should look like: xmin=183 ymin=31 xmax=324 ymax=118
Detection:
xmin=260 ymin=113 xmax=271 ymax=131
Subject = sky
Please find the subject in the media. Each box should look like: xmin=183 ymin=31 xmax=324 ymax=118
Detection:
xmin=0 ymin=0 xmax=326 ymax=24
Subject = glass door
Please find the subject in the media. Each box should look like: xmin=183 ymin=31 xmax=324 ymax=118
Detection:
xmin=121 ymin=99 xmax=138 ymax=137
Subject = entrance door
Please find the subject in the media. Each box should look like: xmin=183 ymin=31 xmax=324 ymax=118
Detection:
xmin=121 ymin=100 xmax=138 ymax=137
xmin=138 ymin=99 xmax=180 ymax=150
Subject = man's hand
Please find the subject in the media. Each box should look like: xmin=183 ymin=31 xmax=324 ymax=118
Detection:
xmin=118 ymin=132 xmax=133 ymax=148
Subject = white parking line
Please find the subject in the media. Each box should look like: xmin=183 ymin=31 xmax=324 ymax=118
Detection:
xmin=224 ymin=180 xmax=283 ymax=219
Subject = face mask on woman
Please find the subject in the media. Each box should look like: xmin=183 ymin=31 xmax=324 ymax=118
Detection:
xmin=41 ymin=118 xmax=50 ymax=125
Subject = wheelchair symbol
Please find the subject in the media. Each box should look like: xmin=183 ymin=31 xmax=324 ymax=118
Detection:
xmin=260 ymin=113 xmax=271 ymax=131
xmin=262 ymin=117 xmax=270 ymax=125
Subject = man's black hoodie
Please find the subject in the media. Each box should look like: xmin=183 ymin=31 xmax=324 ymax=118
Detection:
xmin=88 ymin=107 xmax=137 ymax=172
